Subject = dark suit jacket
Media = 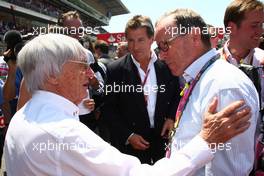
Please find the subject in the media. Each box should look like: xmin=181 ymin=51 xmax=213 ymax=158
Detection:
xmin=101 ymin=54 xmax=180 ymax=149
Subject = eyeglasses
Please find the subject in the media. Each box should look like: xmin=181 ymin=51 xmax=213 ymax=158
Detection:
xmin=67 ymin=60 xmax=96 ymax=79
xmin=67 ymin=60 xmax=89 ymax=70
xmin=156 ymin=34 xmax=185 ymax=53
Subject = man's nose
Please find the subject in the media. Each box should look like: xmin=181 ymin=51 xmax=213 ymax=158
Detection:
xmin=132 ymin=43 xmax=139 ymax=50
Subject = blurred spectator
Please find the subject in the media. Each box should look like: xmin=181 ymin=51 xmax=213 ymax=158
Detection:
xmin=208 ymin=24 xmax=223 ymax=49
xmin=0 ymin=79 xmax=5 ymax=168
xmin=83 ymin=39 xmax=95 ymax=55
xmin=0 ymin=30 xmax=24 ymax=170
xmin=116 ymin=41 xmax=129 ymax=58
xmin=0 ymin=56 xmax=8 ymax=82
xmin=58 ymin=10 xmax=84 ymax=40
xmin=94 ymin=40 xmax=114 ymax=66
xmin=221 ymin=0 xmax=264 ymax=107
xmin=5 ymin=0 xmax=61 ymax=18
xmin=2 ymin=30 xmax=24 ymax=118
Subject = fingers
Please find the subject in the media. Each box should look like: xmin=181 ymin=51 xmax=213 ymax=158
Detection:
xmin=207 ymin=97 xmax=218 ymax=114
xmin=161 ymin=119 xmax=174 ymax=137
xmin=232 ymin=122 xmax=250 ymax=137
xmin=224 ymin=122 xmax=250 ymax=142
xmin=213 ymin=110 xmax=251 ymax=143
xmin=84 ymin=99 xmax=95 ymax=107
xmin=161 ymin=126 xmax=166 ymax=137
xmin=139 ymin=137 xmax=150 ymax=147
xmin=260 ymin=58 xmax=264 ymax=66
xmin=228 ymin=106 xmax=251 ymax=124
xmin=233 ymin=112 xmax=251 ymax=129
xmin=200 ymin=100 xmax=251 ymax=145
xmin=84 ymin=99 xmax=94 ymax=103
xmin=129 ymin=134 xmax=149 ymax=150
xmin=219 ymin=100 xmax=245 ymax=116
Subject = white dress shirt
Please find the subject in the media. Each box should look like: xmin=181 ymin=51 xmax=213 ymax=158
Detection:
xmin=5 ymin=90 xmax=214 ymax=176
xmin=171 ymin=49 xmax=259 ymax=176
xmin=222 ymin=42 xmax=264 ymax=107
xmin=131 ymin=51 xmax=157 ymax=128
xmin=78 ymin=90 xmax=91 ymax=115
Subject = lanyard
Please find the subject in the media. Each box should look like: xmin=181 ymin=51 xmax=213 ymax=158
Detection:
xmin=137 ymin=68 xmax=150 ymax=106
xmin=165 ymin=54 xmax=220 ymax=158
xmin=142 ymin=69 xmax=150 ymax=87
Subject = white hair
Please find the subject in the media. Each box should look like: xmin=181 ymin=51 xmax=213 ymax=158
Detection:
xmin=17 ymin=33 xmax=87 ymax=94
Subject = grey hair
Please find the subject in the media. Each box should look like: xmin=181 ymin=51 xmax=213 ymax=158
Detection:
xmin=156 ymin=8 xmax=211 ymax=48
xmin=17 ymin=33 xmax=87 ymax=94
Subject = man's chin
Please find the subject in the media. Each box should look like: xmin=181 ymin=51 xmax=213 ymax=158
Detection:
xmin=74 ymin=92 xmax=88 ymax=105
xmin=168 ymin=66 xmax=180 ymax=76
xmin=81 ymin=92 xmax=88 ymax=99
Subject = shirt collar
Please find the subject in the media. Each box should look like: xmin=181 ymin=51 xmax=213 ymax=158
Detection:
xmin=222 ymin=41 xmax=232 ymax=60
xmin=31 ymin=90 xmax=80 ymax=120
xmin=131 ymin=51 xmax=158 ymax=70
xmin=223 ymin=40 xmax=255 ymax=64
xmin=183 ymin=48 xmax=218 ymax=83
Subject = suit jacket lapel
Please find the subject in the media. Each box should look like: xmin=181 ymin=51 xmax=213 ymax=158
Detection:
xmin=124 ymin=55 xmax=141 ymax=85
xmin=154 ymin=60 xmax=165 ymax=119
xmin=125 ymin=55 xmax=149 ymax=117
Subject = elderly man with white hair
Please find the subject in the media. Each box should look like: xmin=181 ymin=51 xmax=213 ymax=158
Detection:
xmin=4 ymin=34 xmax=251 ymax=176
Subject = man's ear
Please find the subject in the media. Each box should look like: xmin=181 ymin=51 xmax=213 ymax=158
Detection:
xmin=46 ymin=75 xmax=59 ymax=85
xmin=150 ymin=36 xmax=154 ymax=44
xmin=190 ymin=27 xmax=201 ymax=46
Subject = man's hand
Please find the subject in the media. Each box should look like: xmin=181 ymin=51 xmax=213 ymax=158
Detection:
xmin=199 ymin=97 xmax=251 ymax=146
xmin=259 ymin=57 xmax=264 ymax=66
xmin=128 ymin=134 xmax=150 ymax=150
xmin=86 ymin=67 xmax=100 ymax=89
xmin=83 ymin=99 xmax=95 ymax=111
xmin=161 ymin=118 xmax=174 ymax=138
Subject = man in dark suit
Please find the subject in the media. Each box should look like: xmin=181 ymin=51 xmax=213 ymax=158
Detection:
xmin=102 ymin=15 xmax=180 ymax=164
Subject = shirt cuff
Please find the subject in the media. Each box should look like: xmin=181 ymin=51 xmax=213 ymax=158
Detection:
xmin=125 ymin=133 xmax=134 ymax=145
xmin=175 ymin=135 xmax=214 ymax=169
